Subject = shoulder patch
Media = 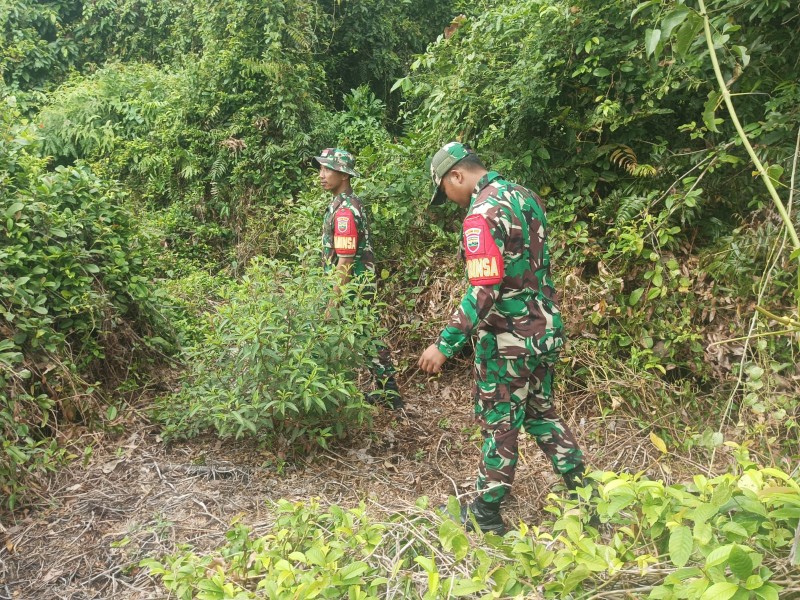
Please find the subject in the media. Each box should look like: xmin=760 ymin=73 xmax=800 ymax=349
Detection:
xmin=333 ymin=207 xmax=358 ymax=257
xmin=463 ymin=214 xmax=504 ymax=286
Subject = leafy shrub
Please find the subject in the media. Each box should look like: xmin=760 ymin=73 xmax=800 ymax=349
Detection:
xmin=0 ymin=96 xmax=165 ymax=508
xmin=144 ymin=449 xmax=798 ymax=599
xmin=154 ymin=255 xmax=381 ymax=450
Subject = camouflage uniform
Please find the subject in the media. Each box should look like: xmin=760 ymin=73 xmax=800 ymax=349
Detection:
xmin=432 ymin=145 xmax=583 ymax=505
xmin=321 ymin=189 xmax=375 ymax=278
xmin=315 ymin=148 xmax=397 ymax=389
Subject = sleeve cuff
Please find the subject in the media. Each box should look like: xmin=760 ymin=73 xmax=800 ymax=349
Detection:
xmin=436 ymin=335 xmax=461 ymax=358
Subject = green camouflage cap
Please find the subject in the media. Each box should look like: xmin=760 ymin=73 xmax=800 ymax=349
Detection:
xmin=429 ymin=142 xmax=473 ymax=205
xmin=313 ymin=147 xmax=361 ymax=177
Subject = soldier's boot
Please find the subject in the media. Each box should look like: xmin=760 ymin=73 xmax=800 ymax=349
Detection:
xmin=562 ymin=464 xmax=587 ymax=493
xmin=459 ymin=497 xmax=506 ymax=535
xmin=365 ymin=377 xmax=404 ymax=410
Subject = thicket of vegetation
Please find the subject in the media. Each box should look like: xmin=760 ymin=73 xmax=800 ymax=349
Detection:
xmin=2 ymin=0 xmax=798 ymax=595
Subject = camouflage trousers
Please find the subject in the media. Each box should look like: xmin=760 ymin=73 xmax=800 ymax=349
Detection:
xmin=473 ymin=349 xmax=583 ymax=504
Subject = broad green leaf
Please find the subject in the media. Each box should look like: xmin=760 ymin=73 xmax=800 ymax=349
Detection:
xmin=703 ymin=92 xmax=722 ymax=133
xmin=744 ymin=575 xmax=763 ymax=590
xmin=339 ymin=561 xmax=369 ymax=582
xmin=690 ymin=503 xmax=719 ymax=524
xmin=438 ymin=519 xmax=469 ymax=561
xmin=389 ymin=77 xmax=407 ymax=93
xmin=669 ymin=526 xmax=693 ymax=567
xmin=645 ymin=28 xmax=662 ymax=58
xmin=754 ymin=584 xmax=780 ymax=600
xmin=306 ymin=545 xmax=327 ymax=566
xmin=712 ymin=483 xmax=733 ymax=508
xmin=414 ymin=555 xmax=435 ymax=572
xmin=661 ymin=7 xmax=690 ymax=38
xmin=675 ymin=14 xmax=703 ymax=57
xmin=705 ymin=543 xmax=734 ymax=567
xmin=561 ymin=564 xmax=590 ymax=594
xmin=4 ymin=202 xmax=24 ymax=217
xmin=629 ymin=288 xmax=644 ymax=305
xmin=769 ymin=507 xmax=800 ymax=519
xmin=732 ymin=45 xmax=750 ymax=67
xmin=728 ymin=546 xmax=753 ymax=580
xmin=450 ymin=578 xmax=487 ymax=596
xmin=631 ymin=1 xmax=659 ymax=20
xmin=694 ymin=522 xmax=713 ymax=545
xmin=766 ymin=164 xmax=784 ymax=183
xmin=593 ymin=67 xmax=610 ymax=77
xmin=700 ymin=582 xmax=739 ymax=600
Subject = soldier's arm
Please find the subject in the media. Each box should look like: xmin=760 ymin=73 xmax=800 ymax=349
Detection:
xmin=436 ymin=206 xmax=509 ymax=357
xmin=331 ymin=207 xmax=358 ymax=296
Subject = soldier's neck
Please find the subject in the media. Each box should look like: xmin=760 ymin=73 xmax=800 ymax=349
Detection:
xmin=332 ymin=182 xmax=353 ymax=197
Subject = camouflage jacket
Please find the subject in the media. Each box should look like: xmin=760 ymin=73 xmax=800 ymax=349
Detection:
xmin=436 ymin=171 xmax=564 ymax=360
xmin=322 ymin=191 xmax=374 ymax=276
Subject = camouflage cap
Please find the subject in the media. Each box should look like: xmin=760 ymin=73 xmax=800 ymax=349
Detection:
xmin=313 ymin=147 xmax=361 ymax=177
xmin=429 ymin=141 xmax=473 ymax=205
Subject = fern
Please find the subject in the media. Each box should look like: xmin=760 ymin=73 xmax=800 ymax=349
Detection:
xmin=609 ymin=145 xmax=657 ymax=178
xmin=616 ymin=194 xmax=652 ymax=224
xmin=209 ymin=155 xmax=228 ymax=181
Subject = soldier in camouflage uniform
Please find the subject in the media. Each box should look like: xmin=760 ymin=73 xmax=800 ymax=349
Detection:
xmin=418 ymin=142 xmax=585 ymax=533
xmin=315 ymin=148 xmax=403 ymax=410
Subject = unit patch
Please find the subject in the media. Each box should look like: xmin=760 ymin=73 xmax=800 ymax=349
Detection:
xmin=465 ymin=227 xmax=481 ymax=253
xmin=333 ymin=208 xmax=358 ymax=257
xmin=462 ymin=213 xmax=504 ymax=286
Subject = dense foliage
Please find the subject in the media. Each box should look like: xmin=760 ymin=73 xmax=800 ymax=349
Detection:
xmin=0 ymin=96 xmax=164 ymax=508
xmin=155 ymin=256 xmax=381 ymax=451
xmin=1 ymin=0 xmax=798 ymax=593
xmin=145 ymin=451 xmax=798 ymax=599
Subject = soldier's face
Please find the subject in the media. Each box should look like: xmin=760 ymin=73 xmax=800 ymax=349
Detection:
xmin=319 ymin=166 xmax=348 ymax=193
xmin=441 ymin=169 xmax=472 ymax=208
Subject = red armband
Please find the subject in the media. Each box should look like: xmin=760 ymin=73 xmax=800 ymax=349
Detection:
xmin=333 ymin=208 xmax=358 ymax=257
xmin=463 ymin=214 xmax=504 ymax=285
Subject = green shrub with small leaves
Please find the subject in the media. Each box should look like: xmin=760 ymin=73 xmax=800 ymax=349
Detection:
xmin=154 ymin=254 xmax=382 ymax=450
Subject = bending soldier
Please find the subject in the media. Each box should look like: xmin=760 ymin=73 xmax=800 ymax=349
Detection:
xmin=418 ymin=142 xmax=585 ymax=533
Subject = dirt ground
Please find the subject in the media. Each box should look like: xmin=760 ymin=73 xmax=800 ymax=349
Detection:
xmin=0 ymin=355 xmax=716 ymax=600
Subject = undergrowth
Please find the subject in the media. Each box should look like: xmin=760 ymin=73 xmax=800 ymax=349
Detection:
xmin=153 ymin=254 xmax=384 ymax=452
xmin=144 ymin=447 xmax=799 ymax=599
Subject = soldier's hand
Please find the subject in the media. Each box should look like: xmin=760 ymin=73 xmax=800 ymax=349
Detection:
xmin=418 ymin=344 xmax=447 ymax=374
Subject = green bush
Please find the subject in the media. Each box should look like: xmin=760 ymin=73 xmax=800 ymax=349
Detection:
xmin=154 ymin=255 xmax=381 ymax=450
xmin=144 ymin=448 xmax=798 ymax=599
xmin=0 ymin=95 xmax=165 ymax=508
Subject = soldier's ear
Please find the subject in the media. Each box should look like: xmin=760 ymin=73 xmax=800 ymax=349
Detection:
xmin=448 ymin=168 xmax=464 ymax=185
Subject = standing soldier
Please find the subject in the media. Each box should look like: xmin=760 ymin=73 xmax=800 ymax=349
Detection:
xmin=418 ymin=142 xmax=585 ymax=534
xmin=315 ymin=148 xmax=403 ymax=410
